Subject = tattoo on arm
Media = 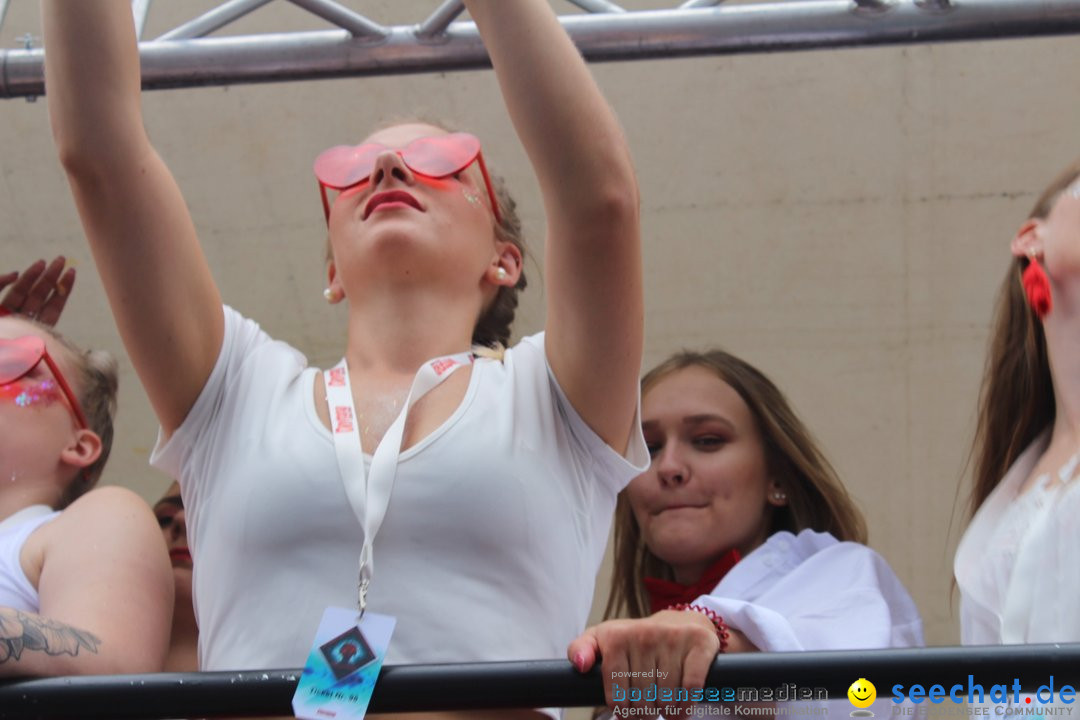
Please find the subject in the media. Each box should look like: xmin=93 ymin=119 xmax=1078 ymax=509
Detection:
xmin=0 ymin=608 xmax=101 ymax=664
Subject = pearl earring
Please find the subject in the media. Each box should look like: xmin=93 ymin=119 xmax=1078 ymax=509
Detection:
xmin=771 ymin=490 xmax=787 ymax=502
xmin=496 ymin=268 xmax=508 ymax=282
xmin=323 ymin=287 xmax=336 ymax=303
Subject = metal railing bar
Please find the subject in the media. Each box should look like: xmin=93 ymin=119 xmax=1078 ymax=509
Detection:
xmin=2 ymin=644 xmax=1080 ymax=719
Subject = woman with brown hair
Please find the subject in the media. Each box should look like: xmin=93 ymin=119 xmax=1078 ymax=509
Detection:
xmin=569 ymin=350 xmax=921 ymax=715
xmin=955 ymin=160 xmax=1080 ymax=645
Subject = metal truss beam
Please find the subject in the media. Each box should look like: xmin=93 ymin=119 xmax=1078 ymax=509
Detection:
xmin=155 ymin=0 xmax=278 ymax=41
xmin=3 ymin=0 xmax=1080 ymax=99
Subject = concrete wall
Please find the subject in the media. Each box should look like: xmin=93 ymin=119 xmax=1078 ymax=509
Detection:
xmin=2 ymin=0 xmax=1077 ymax=655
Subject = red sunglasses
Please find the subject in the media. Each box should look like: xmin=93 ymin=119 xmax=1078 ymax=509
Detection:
xmin=313 ymin=132 xmax=501 ymax=224
xmin=0 ymin=336 xmax=88 ymax=430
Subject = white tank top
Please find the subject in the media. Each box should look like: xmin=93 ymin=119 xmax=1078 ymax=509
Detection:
xmin=0 ymin=505 xmax=59 ymax=612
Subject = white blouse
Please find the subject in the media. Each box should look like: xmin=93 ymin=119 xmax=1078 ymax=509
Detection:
xmin=697 ymin=529 xmax=923 ymax=651
xmin=596 ymin=530 xmax=921 ymax=720
xmin=955 ymin=430 xmax=1080 ymax=644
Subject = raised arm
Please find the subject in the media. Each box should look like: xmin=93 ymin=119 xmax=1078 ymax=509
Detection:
xmin=465 ymin=0 xmax=643 ymax=452
xmin=0 ymin=488 xmax=173 ymax=677
xmin=43 ymin=1 xmax=223 ymax=436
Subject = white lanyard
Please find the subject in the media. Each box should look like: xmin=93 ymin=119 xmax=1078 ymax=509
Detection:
xmin=323 ymin=352 xmax=473 ymax=614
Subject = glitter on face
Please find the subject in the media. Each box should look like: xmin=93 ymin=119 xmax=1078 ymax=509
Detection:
xmin=1 ymin=379 xmax=61 ymax=409
xmin=462 ymin=187 xmax=482 ymax=206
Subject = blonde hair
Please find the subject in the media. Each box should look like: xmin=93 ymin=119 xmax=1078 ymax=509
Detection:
xmin=605 ymin=349 xmax=867 ymax=620
xmin=19 ymin=318 xmax=119 ymax=503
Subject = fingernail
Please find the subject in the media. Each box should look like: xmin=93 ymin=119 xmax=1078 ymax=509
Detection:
xmin=573 ymin=652 xmax=585 ymax=672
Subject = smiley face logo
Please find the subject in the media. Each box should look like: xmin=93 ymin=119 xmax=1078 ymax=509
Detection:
xmin=848 ymin=678 xmax=877 ymax=709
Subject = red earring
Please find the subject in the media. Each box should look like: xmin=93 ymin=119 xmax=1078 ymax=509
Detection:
xmin=1022 ymin=254 xmax=1052 ymax=320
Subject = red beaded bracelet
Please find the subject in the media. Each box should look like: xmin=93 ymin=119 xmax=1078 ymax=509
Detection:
xmin=669 ymin=602 xmax=730 ymax=652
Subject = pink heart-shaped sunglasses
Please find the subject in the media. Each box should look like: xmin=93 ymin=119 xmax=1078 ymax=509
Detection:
xmin=313 ymin=132 xmax=501 ymax=225
xmin=0 ymin=336 xmax=88 ymax=430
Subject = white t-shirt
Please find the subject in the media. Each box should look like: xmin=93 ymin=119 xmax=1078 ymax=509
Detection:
xmin=152 ymin=306 xmax=648 ymax=671
xmin=955 ymin=429 xmax=1080 ymax=644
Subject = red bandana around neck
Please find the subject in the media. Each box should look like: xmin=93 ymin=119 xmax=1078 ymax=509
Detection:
xmin=643 ymin=548 xmax=742 ymax=615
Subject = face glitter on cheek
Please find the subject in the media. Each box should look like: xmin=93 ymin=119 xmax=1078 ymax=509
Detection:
xmin=1 ymin=379 xmax=61 ymax=409
xmin=462 ymin=187 xmax=482 ymax=206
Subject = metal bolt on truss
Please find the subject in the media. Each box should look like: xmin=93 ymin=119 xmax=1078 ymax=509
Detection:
xmin=2 ymin=0 xmax=1080 ymax=98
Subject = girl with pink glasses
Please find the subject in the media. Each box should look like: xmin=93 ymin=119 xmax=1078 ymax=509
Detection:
xmin=43 ymin=3 xmax=645 ymax=718
xmin=0 ymin=307 xmax=172 ymax=677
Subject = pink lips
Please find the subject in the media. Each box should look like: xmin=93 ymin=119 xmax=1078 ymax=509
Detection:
xmin=364 ymin=190 xmax=422 ymax=220
xmin=655 ymin=503 xmax=706 ymax=515
xmin=169 ymin=548 xmax=192 ymax=565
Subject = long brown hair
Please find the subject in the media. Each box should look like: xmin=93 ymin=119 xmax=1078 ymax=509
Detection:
xmin=605 ymin=350 xmax=867 ymax=619
xmin=968 ymin=160 xmax=1080 ymax=519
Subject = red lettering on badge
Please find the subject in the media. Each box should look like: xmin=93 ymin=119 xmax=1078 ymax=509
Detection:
xmin=334 ymin=406 xmax=354 ymax=433
xmin=430 ymin=358 xmax=458 ymax=376
xmin=328 ymin=367 xmax=346 ymax=387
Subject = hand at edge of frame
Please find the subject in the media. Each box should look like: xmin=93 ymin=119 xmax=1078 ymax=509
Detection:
xmin=0 ymin=256 xmax=76 ymax=327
